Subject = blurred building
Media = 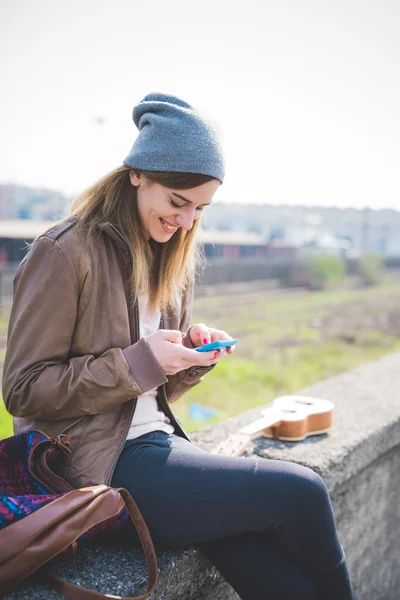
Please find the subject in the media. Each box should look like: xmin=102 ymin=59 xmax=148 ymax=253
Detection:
xmin=0 ymin=184 xmax=69 ymax=220
xmin=0 ymin=220 xmax=269 ymax=269
xmin=2 ymin=183 xmax=400 ymax=260
xmin=204 ymin=204 xmax=400 ymax=257
xmin=200 ymin=230 xmax=266 ymax=258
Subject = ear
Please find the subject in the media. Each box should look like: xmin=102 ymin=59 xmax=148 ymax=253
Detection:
xmin=129 ymin=170 xmax=141 ymax=186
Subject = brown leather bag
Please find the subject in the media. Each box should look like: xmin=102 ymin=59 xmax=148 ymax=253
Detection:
xmin=0 ymin=431 xmax=158 ymax=599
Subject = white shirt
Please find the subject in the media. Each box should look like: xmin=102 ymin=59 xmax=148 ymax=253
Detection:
xmin=126 ymin=294 xmax=175 ymax=440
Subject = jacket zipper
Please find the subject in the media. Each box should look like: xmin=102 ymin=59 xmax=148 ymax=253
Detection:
xmin=157 ymin=314 xmax=190 ymax=441
xmin=107 ymin=398 xmax=137 ymax=485
xmin=104 ymin=237 xmax=190 ymax=484
xmin=158 ymin=383 xmax=189 ymax=440
xmin=106 ymin=249 xmax=138 ymax=485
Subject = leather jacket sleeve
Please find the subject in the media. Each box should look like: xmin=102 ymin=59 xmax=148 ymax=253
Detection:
xmin=2 ymin=237 xmax=165 ymax=421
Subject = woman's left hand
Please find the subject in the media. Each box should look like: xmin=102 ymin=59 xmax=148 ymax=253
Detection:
xmin=188 ymin=323 xmax=236 ymax=355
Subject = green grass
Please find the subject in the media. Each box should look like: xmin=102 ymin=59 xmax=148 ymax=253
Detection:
xmin=173 ymin=279 xmax=400 ymax=431
xmin=173 ymin=339 xmax=400 ymax=431
xmin=0 ymin=398 xmax=12 ymax=439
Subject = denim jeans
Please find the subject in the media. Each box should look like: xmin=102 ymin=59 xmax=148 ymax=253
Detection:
xmin=111 ymin=431 xmax=354 ymax=600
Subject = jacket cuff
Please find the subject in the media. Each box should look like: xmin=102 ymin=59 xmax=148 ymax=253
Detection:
xmin=182 ymin=362 xmax=217 ymax=382
xmin=123 ymin=338 xmax=168 ymax=394
xmin=183 ymin=326 xmax=196 ymax=349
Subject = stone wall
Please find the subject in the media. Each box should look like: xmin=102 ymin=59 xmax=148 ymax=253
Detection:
xmin=6 ymin=353 xmax=400 ymax=599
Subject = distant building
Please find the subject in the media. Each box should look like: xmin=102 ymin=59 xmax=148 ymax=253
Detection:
xmin=199 ymin=230 xmax=266 ymax=259
xmin=0 ymin=220 xmax=53 ymax=264
xmin=0 ymin=220 xmax=269 ymax=268
xmin=0 ymin=184 xmax=69 ymax=220
xmin=2 ymin=192 xmax=400 ymax=267
xmin=204 ymin=204 xmax=400 ymax=257
xmin=265 ymin=239 xmax=298 ymax=262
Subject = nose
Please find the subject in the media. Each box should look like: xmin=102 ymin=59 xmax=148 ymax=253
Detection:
xmin=176 ymin=208 xmax=196 ymax=230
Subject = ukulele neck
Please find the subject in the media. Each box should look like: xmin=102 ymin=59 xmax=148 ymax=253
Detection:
xmin=214 ymin=407 xmax=283 ymax=457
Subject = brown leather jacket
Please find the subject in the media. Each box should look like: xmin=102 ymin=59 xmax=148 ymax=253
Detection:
xmin=3 ymin=217 xmax=213 ymax=488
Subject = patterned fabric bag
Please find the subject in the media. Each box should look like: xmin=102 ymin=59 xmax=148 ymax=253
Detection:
xmin=0 ymin=430 xmax=158 ymax=599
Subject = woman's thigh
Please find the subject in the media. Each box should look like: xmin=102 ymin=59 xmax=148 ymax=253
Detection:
xmin=111 ymin=432 xmax=342 ymax=573
xmin=113 ymin=431 xmax=292 ymax=543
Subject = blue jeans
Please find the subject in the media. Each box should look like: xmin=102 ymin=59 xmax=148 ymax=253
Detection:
xmin=111 ymin=431 xmax=354 ymax=600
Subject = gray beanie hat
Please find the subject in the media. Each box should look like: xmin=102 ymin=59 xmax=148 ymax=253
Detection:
xmin=123 ymin=93 xmax=225 ymax=182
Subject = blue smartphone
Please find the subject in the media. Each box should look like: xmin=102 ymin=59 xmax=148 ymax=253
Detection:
xmin=195 ymin=339 xmax=238 ymax=352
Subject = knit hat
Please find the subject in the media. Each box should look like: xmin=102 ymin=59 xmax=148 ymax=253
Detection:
xmin=123 ymin=93 xmax=225 ymax=182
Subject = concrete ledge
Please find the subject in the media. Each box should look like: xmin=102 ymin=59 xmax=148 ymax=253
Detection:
xmin=193 ymin=351 xmax=400 ymax=494
xmin=5 ymin=546 xmax=238 ymax=600
xmin=7 ymin=353 xmax=400 ymax=600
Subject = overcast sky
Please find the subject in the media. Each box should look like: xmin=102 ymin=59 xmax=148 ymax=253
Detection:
xmin=1 ymin=0 xmax=399 ymax=209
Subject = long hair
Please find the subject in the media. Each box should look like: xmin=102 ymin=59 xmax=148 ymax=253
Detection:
xmin=70 ymin=165 xmax=215 ymax=312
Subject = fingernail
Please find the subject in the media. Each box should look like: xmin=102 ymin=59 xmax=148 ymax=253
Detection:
xmin=213 ymin=351 xmax=219 ymax=358
xmin=203 ymin=338 xmax=209 ymax=344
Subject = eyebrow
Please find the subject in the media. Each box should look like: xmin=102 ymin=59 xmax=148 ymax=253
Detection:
xmin=172 ymin=192 xmax=212 ymax=207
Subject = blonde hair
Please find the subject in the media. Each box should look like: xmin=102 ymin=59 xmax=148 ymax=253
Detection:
xmin=69 ymin=166 xmax=214 ymax=312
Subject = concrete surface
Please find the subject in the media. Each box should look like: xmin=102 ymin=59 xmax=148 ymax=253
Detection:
xmin=5 ymin=353 xmax=400 ymax=599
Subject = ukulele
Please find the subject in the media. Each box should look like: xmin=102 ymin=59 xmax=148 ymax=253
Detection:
xmin=213 ymin=396 xmax=334 ymax=457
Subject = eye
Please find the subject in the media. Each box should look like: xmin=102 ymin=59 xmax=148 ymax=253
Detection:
xmin=169 ymin=198 xmax=184 ymax=209
xmin=169 ymin=197 xmax=206 ymax=212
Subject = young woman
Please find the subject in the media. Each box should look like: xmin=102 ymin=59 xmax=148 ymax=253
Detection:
xmin=3 ymin=93 xmax=355 ymax=600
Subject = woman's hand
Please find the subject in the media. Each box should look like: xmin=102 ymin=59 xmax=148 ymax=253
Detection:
xmin=146 ymin=329 xmax=219 ymax=375
xmin=188 ymin=323 xmax=236 ymax=355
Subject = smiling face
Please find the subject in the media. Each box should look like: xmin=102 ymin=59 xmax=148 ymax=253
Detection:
xmin=129 ymin=171 xmax=220 ymax=242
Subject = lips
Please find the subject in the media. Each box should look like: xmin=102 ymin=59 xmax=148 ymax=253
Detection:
xmin=160 ymin=218 xmax=178 ymax=232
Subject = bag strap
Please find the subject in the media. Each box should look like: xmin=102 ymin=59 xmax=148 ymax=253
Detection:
xmin=48 ymin=575 xmax=155 ymax=600
xmin=47 ymin=487 xmax=158 ymax=600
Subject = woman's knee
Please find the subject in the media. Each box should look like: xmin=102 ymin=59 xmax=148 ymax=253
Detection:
xmin=281 ymin=464 xmax=336 ymax=538
xmin=287 ymin=464 xmax=331 ymax=519
xmin=294 ymin=464 xmax=329 ymax=505
xmin=254 ymin=459 xmax=331 ymax=522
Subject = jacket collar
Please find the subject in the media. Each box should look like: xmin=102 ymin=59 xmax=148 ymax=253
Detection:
xmin=98 ymin=222 xmax=129 ymax=250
